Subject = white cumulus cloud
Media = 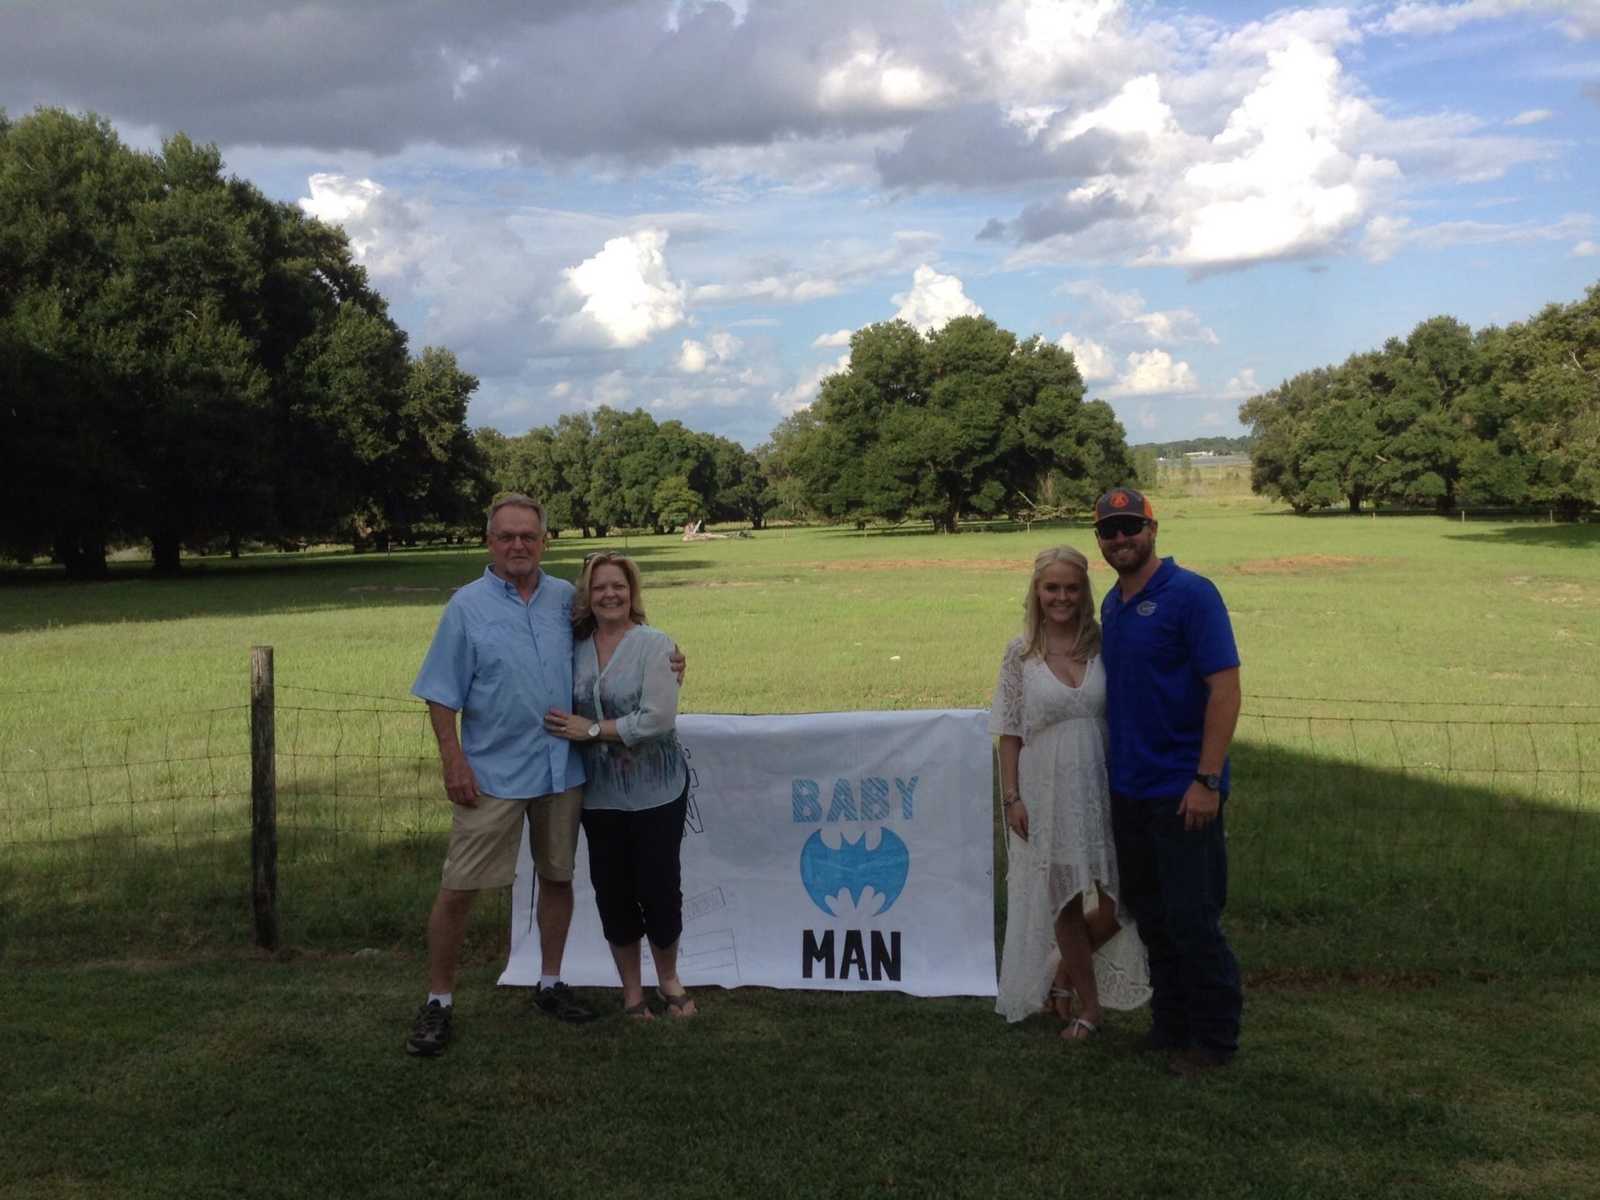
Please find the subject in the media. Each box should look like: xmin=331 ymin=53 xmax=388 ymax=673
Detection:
xmin=891 ymin=264 xmax=983 ymax=332
xmin=1225 ymin=368 xmax=1262 ymax=398
xmin=1057 ymin=332 xmax=1116 ymax=381
xmin=692 ymin=231 xmax=939 ymax=307
xmin=677 ymin=330 xmax=743 ymax=373
xmin=1109 ymin=349 xmax=1198 ymax=396
xmin=1507 ymin=108 xmax=1554 ymax=126
xmin=677 ymin=340 xmax=710 ymax=373
xmin=813 ymin=328 xmax=854 ymax=348
xmin=1128 ymin=309 xmax=1220 ymax=345
xmin=773 ymin=352 xmax=851 ymax=416
xmin=1361 ymin=214 xmax=1412 ymax=263
xmin=1158 ymin=37 xmax=1399 ymax=270
xmin=1058 ymin=280 xmax=1219 ymax=345
xmin=1378 ymin=1 xmax=1600 ymax=39
xmin=1574 ymin=240 xmax=1600 ymax=257
xmin=563 ymin=229 xmax=687 ymax=349
xmin=962 ymin=0 xmax=1152 ymax=104
xmin=298 ymin=172 xmax=381 ymax=227
xmin=1362 ymin=212 xmax=1592 ymax=262
xmin=818 ymin=40 xmax=953 ymax=112
xmin=296 ymin=173 xmax=436 ymax=279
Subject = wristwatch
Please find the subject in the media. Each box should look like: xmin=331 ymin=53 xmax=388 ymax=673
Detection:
xmin=1194 ymin=772 xmax=1221 ymax=791
xmin=586 ymin=723 xmax=601 ymax=740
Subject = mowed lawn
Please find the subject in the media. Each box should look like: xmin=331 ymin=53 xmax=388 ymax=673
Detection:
xmin=3 ymin=496 xmax=1596 ymax=717
xmin=4 ymin=497 xmax=1600 ymax=1198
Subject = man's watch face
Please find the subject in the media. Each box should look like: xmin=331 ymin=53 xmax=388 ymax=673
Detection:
xmin=1198 ymin=772 xmax=1221 ymax=790
xmin=587 ymin=723 xmax=601 ymax=738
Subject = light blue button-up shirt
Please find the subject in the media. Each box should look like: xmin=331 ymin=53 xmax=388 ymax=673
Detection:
xmin=412 ymin=567 xmax=586 ymax=800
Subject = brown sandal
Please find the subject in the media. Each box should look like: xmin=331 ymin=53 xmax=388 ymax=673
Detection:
xmin=656 ymin=987 xmax=697 ymax=1018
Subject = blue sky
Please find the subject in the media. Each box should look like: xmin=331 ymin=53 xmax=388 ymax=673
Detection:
xmin=4 ymin=0 xmax=1598 ymax=447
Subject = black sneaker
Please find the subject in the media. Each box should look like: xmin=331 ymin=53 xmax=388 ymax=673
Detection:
xmin=532 ymin=981 xmax=597 ymax=1024
xmin=406 ymin=1000 xmax=453 ymax=1056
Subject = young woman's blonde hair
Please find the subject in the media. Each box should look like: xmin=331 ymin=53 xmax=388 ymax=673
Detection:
xmin=571 ymin=552 xmax=648 ymax=639
xmin=1019 ymin=545 xmax=1100 ymax=662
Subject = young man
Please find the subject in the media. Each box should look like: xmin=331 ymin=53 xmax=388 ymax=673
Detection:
xmin=1093 ymin=486 xmax=1243 ymax=1076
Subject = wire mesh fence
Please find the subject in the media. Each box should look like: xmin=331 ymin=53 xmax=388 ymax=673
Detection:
xmin=0 ymin=704 xmax=250 ymax=882
xmin=1227 ymin=694 xmax=1600 ymax=970
xmin=2 ymin=678 xmax=1596 ymax=970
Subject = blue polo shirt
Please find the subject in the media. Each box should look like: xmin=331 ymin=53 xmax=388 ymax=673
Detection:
xmin=1100 ymin=557 xmax=1239 ymax=798
xmin=412 ymin=567 xmax=585 ymax=800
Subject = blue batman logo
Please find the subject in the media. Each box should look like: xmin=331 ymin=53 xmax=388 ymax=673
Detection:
xmin=799 ymin=828 xmax=910 ymax=917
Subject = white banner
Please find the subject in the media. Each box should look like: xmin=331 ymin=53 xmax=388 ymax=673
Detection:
xmin=499 ymin=709 xmax=997 ymax=997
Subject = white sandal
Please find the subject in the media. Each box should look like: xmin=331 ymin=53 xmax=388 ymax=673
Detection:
xmin=1061 ymin=1016 xmax=1100 ymax=1042
xmin=1045 ymin=986 xmax=1077 ymax=1020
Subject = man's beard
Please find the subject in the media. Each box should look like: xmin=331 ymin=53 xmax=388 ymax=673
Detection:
xmin=1109 ymin=539 xmax=1154 ymax=577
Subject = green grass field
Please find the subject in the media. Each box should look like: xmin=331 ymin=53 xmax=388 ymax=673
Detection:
xmin=5 ymin=496 xmax=1600 ymax=1198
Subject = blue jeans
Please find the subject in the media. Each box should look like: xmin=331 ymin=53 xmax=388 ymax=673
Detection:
xmin=1111 ymin=791 xmax=1242 ymax=1055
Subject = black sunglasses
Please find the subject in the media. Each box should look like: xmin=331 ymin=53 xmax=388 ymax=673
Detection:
xmin=1095 ymin=516 xmax=1150 ymax=540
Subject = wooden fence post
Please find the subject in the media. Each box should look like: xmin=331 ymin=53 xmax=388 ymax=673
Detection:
xmin=251 ymin=645 xmax=279 ymax=950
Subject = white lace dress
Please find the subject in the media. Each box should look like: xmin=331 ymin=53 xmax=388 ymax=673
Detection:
xmin=989 ymin=638 xmax=1151 ymax=1022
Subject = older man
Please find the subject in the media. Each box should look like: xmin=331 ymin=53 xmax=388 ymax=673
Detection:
xmin=1093 ymin=486 xmax=1243 ymax=1076
xmin=405 ymin=494 xmax=593 ymax=1056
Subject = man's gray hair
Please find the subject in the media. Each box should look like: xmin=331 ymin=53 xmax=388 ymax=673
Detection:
xmin=485 ymin=493 xmax=545 ymax=537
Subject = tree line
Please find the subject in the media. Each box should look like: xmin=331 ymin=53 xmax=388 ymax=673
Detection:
xmin=478 ymin=317 xmax=1138 ymax=538
xmin=1 ymin=108 xmax=487 ymax=578
xmin=1240 ymin=292 xmax=1600 ymax=517
xmin=476 ymin=410 xmax=765 ymax=538
xmin=758 ymin=316 xmax=1133 ymax=532
xmin=3 ymin=109 xmax=1142 ymax=578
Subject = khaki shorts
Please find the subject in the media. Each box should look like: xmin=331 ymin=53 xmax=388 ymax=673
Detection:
xmin=439 ymin=786 xmax=582 ymax=891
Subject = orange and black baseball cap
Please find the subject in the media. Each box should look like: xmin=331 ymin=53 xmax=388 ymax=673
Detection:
xmin=1093 ymin=487 xmax=1155 ymax=523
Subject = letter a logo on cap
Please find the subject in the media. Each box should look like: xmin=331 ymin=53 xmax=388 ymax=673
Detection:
xmin=1094 ymin=486 xmax=1154 ymax=521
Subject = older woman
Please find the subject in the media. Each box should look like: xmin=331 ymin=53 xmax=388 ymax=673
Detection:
xmin=545 ymin=552 xmax=695 ymax=1019
xmin=990 ymin=545 xmax=1149 ymax=1039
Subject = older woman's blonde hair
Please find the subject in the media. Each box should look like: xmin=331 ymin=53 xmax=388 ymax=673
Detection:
xmin=571 ymin=551 xmax=648 ymax=639
xmin=1019 ymin=545 xmax=1100 ymax=662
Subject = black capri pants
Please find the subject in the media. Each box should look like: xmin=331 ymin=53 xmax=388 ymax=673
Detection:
xmin=580 ymin=781 xmax=689 ymax=948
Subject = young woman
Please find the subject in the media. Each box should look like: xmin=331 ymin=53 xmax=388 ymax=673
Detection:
xmin=990 ymin=546 xmax=1149 ymax=1039
xmin=545 ymin=552 xmax=696 ymax=1019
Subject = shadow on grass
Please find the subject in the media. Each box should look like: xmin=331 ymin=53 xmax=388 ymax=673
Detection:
xmin=826 ymin=518 xmax=1095 ymax=539
xmin=5 ymin=732 xmax=1598 ymax=977
xmin=1444 ymin=523 xmax=1600 ymax=550
xmin=0 ymin=542 xmax=722 ymax=633
xmin=0 ymin=818 xmax=500 ymax=968
xmin=1225 ymin=729 xmax=1600 ymax=976
xmin=13 ymin=952 xmax=1597 ymax=1200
